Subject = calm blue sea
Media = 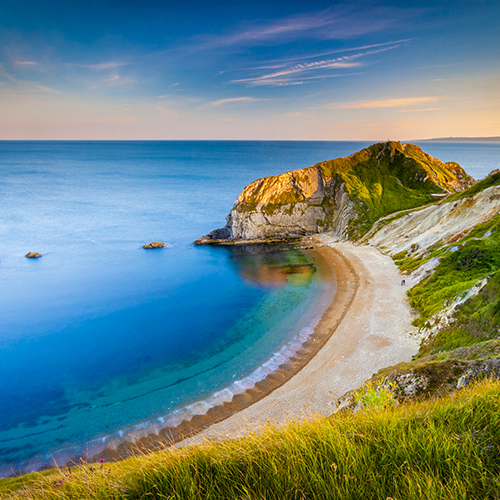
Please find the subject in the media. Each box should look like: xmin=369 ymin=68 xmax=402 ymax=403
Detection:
xmin=0 ymin=140 xmax=498 ymax=475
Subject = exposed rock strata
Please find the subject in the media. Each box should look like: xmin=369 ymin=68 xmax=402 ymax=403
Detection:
xmin=195 ymin=141 xmax=473 ymax=245
xmin=369 ymin=185 xmax=500 ymax=256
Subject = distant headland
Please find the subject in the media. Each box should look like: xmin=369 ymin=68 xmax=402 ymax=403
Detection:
xmin=420 ymin=136 xmax=500 ymax=142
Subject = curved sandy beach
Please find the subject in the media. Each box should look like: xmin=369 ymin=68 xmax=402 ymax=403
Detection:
xmin=94 ymin=237 xmax=419 ymax=462
xmin=180 ymin=237 xmax=420 ymax=445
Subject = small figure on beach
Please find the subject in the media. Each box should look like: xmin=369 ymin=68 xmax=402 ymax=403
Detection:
xmin=401 ymin=279 xmax=406 ymax=286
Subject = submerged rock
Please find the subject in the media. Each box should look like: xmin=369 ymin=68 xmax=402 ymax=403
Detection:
xmin=143 ymin=242 xmax=169 ymax=249
xmin=25 ymin=252 xmax=41 ymax=258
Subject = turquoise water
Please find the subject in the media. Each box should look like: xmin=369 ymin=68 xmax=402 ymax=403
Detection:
xmin=0 ymin=140 xmax=497 ymax=475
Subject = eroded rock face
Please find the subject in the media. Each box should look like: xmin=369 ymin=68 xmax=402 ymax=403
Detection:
xmin=369 ymin=185 xmax=500 ymax=256
xmin=196 ymin=141 xmax=474 ymax=244
xmin=25 ymin=252 xmax=41 ymax=258
xmin=228 ymin=170 xmax=356 ymax=241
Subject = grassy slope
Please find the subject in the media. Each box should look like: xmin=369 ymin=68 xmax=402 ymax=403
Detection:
xmin=444 ymin=170 xmax=500 ymax=203
xmin=318 ymin=141 xmax=470 ymax=238
xmin=236 ymin=141 xmax=472 ymax=239
xmin=2 ymin=380 xmax=500 ymax=500
xmin=395 ymin=214 xmax=500 ymax=356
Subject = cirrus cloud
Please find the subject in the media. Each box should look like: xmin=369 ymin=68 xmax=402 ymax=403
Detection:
xmin=337 ymin=96 xmax=442 ymax=109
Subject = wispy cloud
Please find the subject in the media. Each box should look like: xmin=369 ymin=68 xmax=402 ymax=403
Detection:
xmin=68 ymin=61 xmax=128 ymax=70
xmin=189 ymin=7 xmax=421 ymax=52
xmin=338 ymin=96 xmax=442 ymax=109
xmin=232 ymin=45 xmax=398 ymax=87
xmin=0 ymin=65 xmax=58 ymax=94
xmin=14 ymin=61 xmax=38 ymax=66
xmin=101 ymin=74 xmax=136 ymax=86
xmin=210 ymin=97 xmax=264 ymax=106
xmin=397 ymin=107 xmax=443 ymax=113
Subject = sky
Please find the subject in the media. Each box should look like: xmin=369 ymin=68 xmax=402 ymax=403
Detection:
xmin=0 ymin=0 xmax=499 ymax=140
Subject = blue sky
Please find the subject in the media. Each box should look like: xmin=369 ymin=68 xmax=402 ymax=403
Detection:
xmin=1 ymin=0 xmax=499 ymax=139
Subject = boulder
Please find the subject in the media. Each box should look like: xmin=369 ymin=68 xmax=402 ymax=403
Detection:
xmin=143 ymin=242 xmax=168 ymax=249
xmin=25 ymin=252 xmax=41 ymax=258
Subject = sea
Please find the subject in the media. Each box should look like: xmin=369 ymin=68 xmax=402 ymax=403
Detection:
xmin=0 ymin=140 xmax=498 ymax=476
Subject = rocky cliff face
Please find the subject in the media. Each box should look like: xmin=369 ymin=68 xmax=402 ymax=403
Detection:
xmin=195 ymin=141 xmax=474 ymax=244
xmin=369 ymin=185 xmax=500 ymax=257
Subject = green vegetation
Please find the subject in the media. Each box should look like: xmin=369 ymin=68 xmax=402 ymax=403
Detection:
xmin=3 ymin=380 xmax=500 ymax=500
xmin=390 ymin=209 xmax=500 ymax=357
xmin=318 ymin=141 xmax=470 ymax=238
xmin=444 ymin=170 xmax=500 ymax=203
xmin=319 ymin=142 xmax=461 ymax=238
xmin=353 ymin=381 xmax=397 ymax=411
xmin=235 ymin=141 xmax=472 ymax=239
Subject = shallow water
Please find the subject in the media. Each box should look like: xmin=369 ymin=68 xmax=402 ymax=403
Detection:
xmin=0 ymin=140 xmax=497 ymax=475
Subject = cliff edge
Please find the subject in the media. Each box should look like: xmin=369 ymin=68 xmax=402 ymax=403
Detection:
xmin=195 ymin=141 xmax=474 ymax=244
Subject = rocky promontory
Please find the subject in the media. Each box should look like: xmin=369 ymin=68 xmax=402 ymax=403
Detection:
xmin=195 ymin=141 xmax=474 ymax=245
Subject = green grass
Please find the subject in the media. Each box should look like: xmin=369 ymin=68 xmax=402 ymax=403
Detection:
xmin=236 ymin=141 xmax=471 ymax=239
xmin=3 ymin=380 xmax=500 ymax=500
xmin=320 ymin=142 xmax=457 ymax=238
xmin=443 ymin=170 xmax=500 ymax=203
xmin=408 ymin=215 xmax=500 ymax=324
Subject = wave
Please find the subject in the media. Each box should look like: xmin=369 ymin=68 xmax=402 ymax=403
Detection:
xmin=2 ymin=310 xmax=324 ymax=478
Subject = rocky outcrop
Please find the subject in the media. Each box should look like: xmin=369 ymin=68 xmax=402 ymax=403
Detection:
xmin=143 ymin=242 xmax=170 ymax=249
xmin=369 ymin=185 xmax=500 ymax=257
xmin=25 ymin=252 xmax=41 ymax=258
xmin=195 ymin=141 xmax=474 ymax=245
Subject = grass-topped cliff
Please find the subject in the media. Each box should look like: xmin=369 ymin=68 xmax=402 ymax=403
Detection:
xmin=196 ymin=141 xmax=474 ymax=244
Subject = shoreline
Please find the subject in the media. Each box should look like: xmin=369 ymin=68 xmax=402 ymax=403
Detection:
xmin=86 ymin=243 xmax=356 ymax=464
xmin=176 ymin=238 xmax=420 ymax=446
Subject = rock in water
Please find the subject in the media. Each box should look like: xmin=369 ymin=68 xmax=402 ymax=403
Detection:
xmin=25 ymin=252 xmax=41 ymax=258
xmin=195 ymin=141 xmax=475 ymax=244
xmin=143 ymin=242 xmax=167 ymax=249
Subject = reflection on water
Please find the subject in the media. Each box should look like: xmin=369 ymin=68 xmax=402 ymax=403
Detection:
xmin=227 ymin=244 xmax=316 ymax=288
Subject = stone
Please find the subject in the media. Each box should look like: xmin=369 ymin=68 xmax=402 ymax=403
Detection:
xmin=25 ymin=252 xmax=41 ymax=258
xmin=142 ymin=241 xmax=167 ymax=249
xmin=143 ymin=242 xmax=168 ymax=249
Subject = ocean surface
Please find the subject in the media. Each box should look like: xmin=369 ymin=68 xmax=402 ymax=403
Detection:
xmin=0 ymin=140 xmax=498 ymax=475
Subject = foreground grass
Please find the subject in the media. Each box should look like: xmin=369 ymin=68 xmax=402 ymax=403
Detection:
xmin=3 ymin=379 xmax=500 ymax=500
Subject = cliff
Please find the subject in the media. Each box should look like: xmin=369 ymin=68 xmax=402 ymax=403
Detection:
xmin=353 ymin=170 xmax=500 ymax=400
xmin=195 ymin=141 xmax=474 ymax=244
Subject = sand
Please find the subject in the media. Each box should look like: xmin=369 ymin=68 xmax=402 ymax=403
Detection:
xmin=176 ymin=237 xmax=420 ymax=446
xmin=94 ymin=237 xmax=419 ymax=462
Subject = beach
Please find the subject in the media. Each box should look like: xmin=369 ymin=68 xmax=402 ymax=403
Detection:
xmin=95 ymin=237 xmax=419 ymax=462
xmin=177 ymin=238 xmax=420 ymax=445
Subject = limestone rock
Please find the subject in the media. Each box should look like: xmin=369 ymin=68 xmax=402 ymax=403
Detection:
xmin=369 ymin=185 xmax=500 ymax=257
xmin=196 ymin=141 xmax=474 ymax=244
xmin=25 ymin=252 xmax=41 ymax=258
